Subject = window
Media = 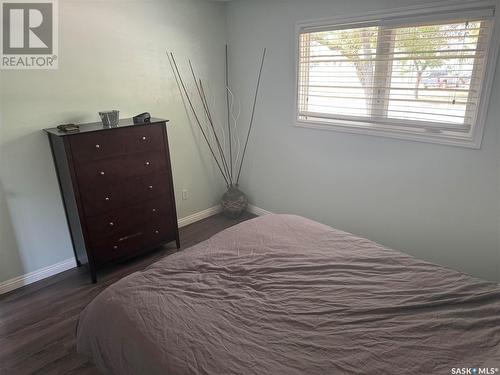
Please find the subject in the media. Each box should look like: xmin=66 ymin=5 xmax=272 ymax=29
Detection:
xmin=296 ymin=2 xmax=498 ymax=147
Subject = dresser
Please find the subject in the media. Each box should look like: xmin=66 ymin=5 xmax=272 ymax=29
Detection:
xmin=44 ymin=118 xmax=179 ymax=283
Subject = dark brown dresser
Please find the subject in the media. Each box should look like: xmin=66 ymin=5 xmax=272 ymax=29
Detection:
xmin=44 ymin=118 xmax=179 ymax=283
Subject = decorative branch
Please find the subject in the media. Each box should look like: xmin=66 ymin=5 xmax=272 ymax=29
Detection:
xmin=168 ymin=47 xmax=266 ymax=190
xmin=168 ymin=52 xmax=230 ymax=187
xmin=199 ymin=79 xmax=233 ymax=185
xmin=236 ymin=48 xmax=266 ymax=185
xmin=188 ymin=60 xmax=232 ymax=184
xmin=227 ymin=87 xmax=242 ymax=176
xmin=225 ymin=44 xmax=233 ymax=182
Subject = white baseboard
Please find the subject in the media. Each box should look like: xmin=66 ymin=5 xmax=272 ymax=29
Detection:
xmin=0 ymin=205 xmax=222 ymax=295
xmin=0 ymin=258 xmax=77 ymax=295
xmin=177 ymin=205 xmax=222 ymax=228
xmin=0 ymin=204 xmax=269 ymax=295
xmin=248 ymin=204 xmax=273 ymax=216
xmin=178 ymin=204 xmax=271 ymax=226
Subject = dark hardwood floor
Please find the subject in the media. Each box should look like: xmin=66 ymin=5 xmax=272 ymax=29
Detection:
xmin=0 ymin=212 xmax=255 ymax=375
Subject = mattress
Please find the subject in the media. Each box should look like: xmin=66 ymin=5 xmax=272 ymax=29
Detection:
xmin=76 ymin=214 xmax=500 ymax=374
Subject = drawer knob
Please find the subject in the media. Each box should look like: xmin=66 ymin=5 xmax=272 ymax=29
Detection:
xmin=99 ymin=171 xmax=105 ymax=176
xmin=152 ymin=208 xmax=157 ymax=212
xmin=148 ymin=185 xmax=153 ymax=190
xmin=95 ymin=144 xmax=100 ymax=149
xmin=154 ymin=230 xmax=160 ymax=234
xmin=105 ymin=197 xmax=110 ymax=201
xmin=142 ymin=136 xmax=147 ymax=140
xmin=145 ymin=161 xmax=150 ymax=166
xmin=109 ymin=222 xmax=115 ymax=227
xmin=113 ymin=245 xmax=118 ymax=250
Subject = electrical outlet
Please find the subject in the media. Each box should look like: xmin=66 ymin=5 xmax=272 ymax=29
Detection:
xmin=182 ymin=189 xmax=189 ymax=200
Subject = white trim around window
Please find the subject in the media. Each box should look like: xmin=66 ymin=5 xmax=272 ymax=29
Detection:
xmin=294 ymin=0 xmax=500 ymax=148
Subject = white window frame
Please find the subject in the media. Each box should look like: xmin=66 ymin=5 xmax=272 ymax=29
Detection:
xmin=294 ymin=0 xmax=500 ymax=149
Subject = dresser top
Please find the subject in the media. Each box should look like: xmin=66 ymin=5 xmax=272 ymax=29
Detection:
xmin=44 ymin=117 xmax=169 ymax=136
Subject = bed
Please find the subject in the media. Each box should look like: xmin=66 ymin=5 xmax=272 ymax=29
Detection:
xmin=76 ymin=214 xmax=500 ymax=374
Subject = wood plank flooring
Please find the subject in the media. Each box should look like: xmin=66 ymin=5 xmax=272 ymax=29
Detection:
xmin=0 ymin=212 xmax=255 ymax=375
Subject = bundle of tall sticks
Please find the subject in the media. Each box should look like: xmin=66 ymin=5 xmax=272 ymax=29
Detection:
xmin=168 ymin=46 xmax=266 ymax=188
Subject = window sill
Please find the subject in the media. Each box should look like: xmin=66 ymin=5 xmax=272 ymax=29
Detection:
xmin=295 ymin=119 xmax=481 ymax=149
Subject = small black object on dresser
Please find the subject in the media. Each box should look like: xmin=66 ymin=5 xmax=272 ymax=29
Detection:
xmin=44 ymin=118 xmax=180 ymax=283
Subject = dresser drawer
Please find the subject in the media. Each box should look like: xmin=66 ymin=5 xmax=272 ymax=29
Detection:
xmin=76 ymin=150 xmax=167 ymax=188
xmin=121 ymin=124 xmax=165 ymax=154
xmin=80 ymin=173 xmax=171 ymax=217
xmin=70 ymin=130 xmax=124 ymax=163
xmin=91 ymin=219 xmax=176 ymax=266
xmin=70 ymin=123 xmax=165 ymax=163
xmin=85 ymin=196 xmax=171 ymax=244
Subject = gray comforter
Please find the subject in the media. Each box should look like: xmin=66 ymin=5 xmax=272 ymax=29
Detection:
xmin=77 ymin=214 xmax=500 ymax=374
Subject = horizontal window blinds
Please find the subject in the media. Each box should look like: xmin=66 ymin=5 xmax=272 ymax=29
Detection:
xmin=298 ymin=13 xmax=493 ymax=133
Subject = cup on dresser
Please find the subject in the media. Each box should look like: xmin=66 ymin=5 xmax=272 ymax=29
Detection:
xmin=99 ymin=110 xmax=120 ymax=127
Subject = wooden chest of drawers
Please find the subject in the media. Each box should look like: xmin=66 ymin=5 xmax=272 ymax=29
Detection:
xmin=45 ymin=118 xmax=179 ymax=283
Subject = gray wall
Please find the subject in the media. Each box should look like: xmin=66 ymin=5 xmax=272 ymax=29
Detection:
xmin=0 ymin=0 xmax=227 ymax=283
xmin=1 ymin=0 xmax=499 ymax=284
xmin=226 ymin=0 xmax=500 ymax=281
